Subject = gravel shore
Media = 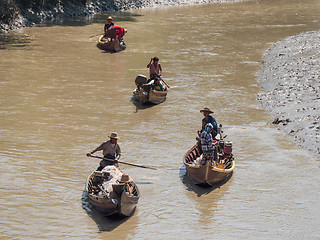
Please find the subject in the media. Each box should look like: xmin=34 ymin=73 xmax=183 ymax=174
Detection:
xmin=257 ymin=30 xmax=320 ymax=158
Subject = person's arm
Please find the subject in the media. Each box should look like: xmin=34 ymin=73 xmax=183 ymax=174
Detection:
xmin=211 ymin=117 xmax=218 ymax=132
xmin=87 ymin=142 xmax=105 ymax=156
xmin=202 ymin=119 xmax=206 ymax=130
xmin=147 ymin=58 xmax=153 ymax=68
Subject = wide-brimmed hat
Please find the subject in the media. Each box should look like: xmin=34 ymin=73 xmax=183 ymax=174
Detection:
xmin=108 ymin=132 xmax=119 ymax=139
xmin=107 ymin=16 xmax=113 ymax=21
xmin=200 ymin=107 xmax=214 ymax=113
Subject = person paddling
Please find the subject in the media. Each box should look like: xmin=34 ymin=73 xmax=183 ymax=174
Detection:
xmin=147 ymin=56 xmax=162 ymax=81
xmin=87 ymin=132 xmax=121 ymax=170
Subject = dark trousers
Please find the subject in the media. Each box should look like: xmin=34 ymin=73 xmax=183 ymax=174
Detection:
xmin=97 ymin=154 xmax=118 ymax=171
xmin=102 ymin=154 xmax=118 ymax=166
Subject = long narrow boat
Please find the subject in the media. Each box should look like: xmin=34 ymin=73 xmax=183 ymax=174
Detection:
xmin=97 ymin=34 xmax=126 ymax=52
xmin=183 ymin=140 xmax=235 ymax=186
xmin=85 ymin=165 xmax=140 ymax=217
xmin=133 ymin=74 xmax=168 ymax=104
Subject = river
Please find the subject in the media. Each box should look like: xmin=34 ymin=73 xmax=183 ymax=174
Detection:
xmin=1 ymin=0 xmax=320 ymax=239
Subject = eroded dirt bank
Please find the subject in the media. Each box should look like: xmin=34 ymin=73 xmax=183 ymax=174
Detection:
xmin=257 ymin=30 xmax=320 ymax=158
xmin=0 ymin=0 xmax=241 ymax=33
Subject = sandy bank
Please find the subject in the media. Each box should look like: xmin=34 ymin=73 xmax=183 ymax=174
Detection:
xmin=257 ymin=30 xmax=320 ymax=158
xmin=0 ymin=0 xmax=242 ymax=33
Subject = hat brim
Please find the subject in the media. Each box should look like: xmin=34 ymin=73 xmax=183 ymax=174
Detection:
xmin=200 ymin=109 xmax=214 ymax=113
xmin=108 ymin=136 xmax=119 ymax=139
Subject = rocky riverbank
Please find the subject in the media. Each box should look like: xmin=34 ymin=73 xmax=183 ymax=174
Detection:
xmin=0 ymin=0 xmax=241 ymax=33
xmin=257 ymin=30 xmax=320 ymax=159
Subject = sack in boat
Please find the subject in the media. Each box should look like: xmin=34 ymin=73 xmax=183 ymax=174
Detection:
xmin=195 ymin=155 xmax=202 ymax=165
xmin=120 ymin=174 xmax=129 ymax=182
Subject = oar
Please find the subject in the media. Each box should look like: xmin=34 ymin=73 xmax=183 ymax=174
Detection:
xmin=160 ymin=78 xmax=170 ymax=88
xmin=88 ymin=155 xmax=157 ymax=170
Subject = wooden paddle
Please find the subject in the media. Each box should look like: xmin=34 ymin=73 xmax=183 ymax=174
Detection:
xmin=88 ymin=154 xmax=157 ymax=170
xmin=160 ymin=78 xmax=170 ymax=88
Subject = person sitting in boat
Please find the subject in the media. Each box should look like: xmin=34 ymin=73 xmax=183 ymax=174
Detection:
xmin=200 ymin=123 xmax=217 ymax=165
xmin=87 ymin=132 xmax=121 ymax=170
xmin=199 ymin=107 xmax=218 ymax=138
xmin=104 ymin=16 xmax=114 ymax=34
xmin=151 ymin=77 xmax=164 ymax=91
xmin=147 ymin=56 xmax=162 ymax=81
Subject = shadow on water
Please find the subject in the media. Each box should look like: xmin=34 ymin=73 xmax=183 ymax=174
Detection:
xmin=130 ymin=97 xmax=158 ymax=111
xmin=179 ymin=165 xmax=233 ymax=197
xmin=37 ymin=12 xmax=142 ymax=28
xmin=81 ymin=190 xmax=130 ymax=232
xmin=96 ymin=43 xmax=124 ymax=54
xmin=0 ymin=34 xmax=34 ymax=50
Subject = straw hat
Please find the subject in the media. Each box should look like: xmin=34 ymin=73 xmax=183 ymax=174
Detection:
xmin=107 ymin=16 xmax=113 ymax=21
xmin=108 ymin=132 xmax=119 ymax=139
xmin=200 ymin=107 xmax=214 ymax=113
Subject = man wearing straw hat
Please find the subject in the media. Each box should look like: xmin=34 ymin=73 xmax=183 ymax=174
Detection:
xmin=87 ymin=132 xmax=121 ymax=168
xmin=104 ymin=16 xmax=114 ymax=34
xmin=199 ymin=107 xmax=218 ymax=137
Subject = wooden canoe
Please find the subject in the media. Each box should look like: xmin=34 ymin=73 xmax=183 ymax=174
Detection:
xmin=183 ymin=142 xmax=235 ymax=186
xmin=97 ymin=35 xmax=126 ymax=52
xmin=85 ymin=166 xmax=140 ymax=217
xmin=133 ymin=74 xmax=168 ymax=104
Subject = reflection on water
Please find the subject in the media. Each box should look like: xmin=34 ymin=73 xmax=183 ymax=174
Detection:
xmin=81 ymin=190 xmax=131 ymax=232
xmin=130 ymin=97 xmax=161 ymax=111
xmin=0 ymin=33 xmax=34 ymax=49
xmin=36 ymin=12 xmax=142 ymax=28
xmin=179 ymin=165 xmax=233 ymax=197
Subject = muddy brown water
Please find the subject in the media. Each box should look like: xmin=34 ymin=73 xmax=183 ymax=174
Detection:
xmin=1 ymin=0 xmax=320 ymax=239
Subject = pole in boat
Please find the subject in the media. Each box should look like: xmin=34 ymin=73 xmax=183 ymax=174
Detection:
xmin=87 ymin=154 xmax=157 ymax=170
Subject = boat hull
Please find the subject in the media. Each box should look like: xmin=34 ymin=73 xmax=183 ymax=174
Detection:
xmin=183 ymin=143 xmax=235 ymax=186
xmin=148 ymin=89 xmax=168 ymax=104
xmin=97 ymin=35 xmax=126 ymax=52
xmin=133 ymin=79 xmax=168 ymax=104
xmin=85 ymin=168 xmax=139 ymax=217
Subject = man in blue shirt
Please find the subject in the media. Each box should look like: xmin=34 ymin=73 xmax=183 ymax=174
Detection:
xmin=104 ymin=16 xmax=114 ymax=34
xmin=200 ymin=107 xmax=218 ymax=137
